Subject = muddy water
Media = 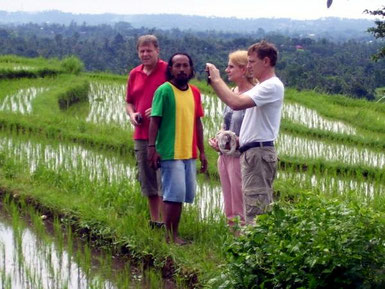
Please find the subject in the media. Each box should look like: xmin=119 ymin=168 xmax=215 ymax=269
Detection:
xmin=0 ymin=202 xmax=178 ymax=289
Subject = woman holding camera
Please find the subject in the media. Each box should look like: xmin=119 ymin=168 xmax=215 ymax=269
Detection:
xmin=208 ymin=50 xmax=256 ymax=226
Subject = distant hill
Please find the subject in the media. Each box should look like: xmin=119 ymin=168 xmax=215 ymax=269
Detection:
xmin=0 ymin=10 xmax=375 ymax=40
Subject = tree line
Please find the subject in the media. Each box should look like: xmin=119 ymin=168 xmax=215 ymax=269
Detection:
xmin=0 ymin=10 xmax=375 ymax=41
xmin=0 ymin=22 xmax=384 ymax=100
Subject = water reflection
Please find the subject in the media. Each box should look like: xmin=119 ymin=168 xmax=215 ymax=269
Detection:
xmin=277 ymin=133 xmax=385 ymax=168
xmin=0 ymin=207 xmax=120 ymax=288
xmin=277 ymin=170 xmax=385 ymax=198
xmin=0 ymin=87 xmax=49 ymax=114
xmin=85 ymin=88 xmax=225 ymax=138
xmin=86 ymin=82 xmax=132 ymax=131
xmin=11 ymin=66 xmax=34 ymax=71
xmin=282 ymin=102 xmax=357 ymax=135
xmin=201 ymin=94 xmax=224 ymax=139
xmin=0 ymin=137 xmax=136 ymax=184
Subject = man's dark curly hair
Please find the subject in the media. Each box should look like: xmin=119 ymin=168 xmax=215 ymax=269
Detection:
xmin=166 ymin=52 xmax=195 ymax=81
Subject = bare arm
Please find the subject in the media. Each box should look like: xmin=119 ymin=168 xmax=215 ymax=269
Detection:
xmin=147 ymin=116 xmax=162 ymax=170
xmin=206 ymin=63 xmax=255 ymax=110
xmin=196 ymin=118 xmax=208 ymax=173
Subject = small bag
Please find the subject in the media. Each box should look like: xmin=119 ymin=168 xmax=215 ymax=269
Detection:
xmin=216 ymin=130 xmax=239 ymax=157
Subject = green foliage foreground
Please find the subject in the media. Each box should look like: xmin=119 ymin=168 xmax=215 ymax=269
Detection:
xmin=217 ymin=193 xmax=385 ymax=289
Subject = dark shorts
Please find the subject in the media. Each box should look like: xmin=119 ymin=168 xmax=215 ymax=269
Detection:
xmin=134 ymin=140 xmax=162 ymax=197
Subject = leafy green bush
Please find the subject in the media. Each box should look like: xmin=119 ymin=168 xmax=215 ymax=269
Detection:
xmin=220 ymin=193 xmax=385 ymax=288
xmin=60 ymin=56 xmax=84 ymax=75
xmin=57 ymin=78 xmax=89 ymax=109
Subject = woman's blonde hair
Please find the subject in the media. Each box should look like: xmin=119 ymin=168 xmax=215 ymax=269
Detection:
xmin=228 ymin=50 xmax=257 ymax=85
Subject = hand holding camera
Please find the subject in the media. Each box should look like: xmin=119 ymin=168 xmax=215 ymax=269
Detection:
xmin=205 ymin=63 xmax=220 ymax=85
xmin=206 ymin=68 xmax=211 ymax=84
xmin=135 ymin=112 xmax=143 ymax=125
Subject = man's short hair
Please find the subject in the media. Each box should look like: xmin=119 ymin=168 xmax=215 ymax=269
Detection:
xmin=136 ymin=35 xmax=159 ymax=50
xmin=248 ymin=40 xmax=278 ymax=67
xmin=166 ymin=52 xmax=195 ymax=81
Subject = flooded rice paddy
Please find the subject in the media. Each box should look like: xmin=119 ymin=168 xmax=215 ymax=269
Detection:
xmin=0 ymin=130 xmax=383 ymax=222
xmin=0 ymin=133 xmax=223 ymax=220
xmin=1 ymin=84 xmax=384 ymax=205
xmin=1 ymin=80 xmax=385 ymax=287
xmin=282 ymin=102 xmax=357 ymax=135
xmin=86 ymin=82 xmax=132 ymax=130
xmin=277 ymin=133 xmax=385 ymax=168
xmin=0 ymin=201 xmax=176 ymax=289
xmin=277 ymin=170 xmax=385 ymax=198
xmin=0 ymin=87 xmax=49 ymax=114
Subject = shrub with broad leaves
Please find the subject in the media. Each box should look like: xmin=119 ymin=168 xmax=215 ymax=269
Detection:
xmin=218 ymin=193 xmax=385 ymax=288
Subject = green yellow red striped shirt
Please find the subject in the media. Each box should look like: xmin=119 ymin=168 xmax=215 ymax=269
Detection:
xmin=151 ymin=82 xmax=204 ymax=160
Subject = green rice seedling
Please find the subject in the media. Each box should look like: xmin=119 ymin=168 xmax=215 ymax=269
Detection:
xmin=282 ymin=101 xmax=357 ymax=135
xmin=277 ymin=132 xmax=385 ymax=169
xmin=276 ymin=169 xmax=385 ymax=201
xmin=114 ymin=264 xmax=135 ymax=289
xmin=0 ymin=74 xmax=89 ymax=118
xmin=86 ymin=81 xmax=132 ymax=131
xmin=0 ymin=133 xmax=136 ymax=185
xmin=64 ymin=224 xmax=74 ymax=258
xmin=142 ymin=268 xmax=164 ymax=289
xmin=53 ymin=216 xmax=65 ymax=253
xmin=2 ymin=130 xmax=225 ymax=224
xmin=28 ymin=205 xmax=48 ymax=242
xmin=0 ymin=87 xmax=50 ymax=114
xmin=82 ymin=244 xmax=92 ymax=276
xmin=85 ymin=72 xmax=127 ymax=82
xmin=285 ymin=88 xmax=385 ymax=136
xmin=201 ymin=93 xmax=225 ymax=139
xmin=0 ymin=240 xmax=12 ymax=289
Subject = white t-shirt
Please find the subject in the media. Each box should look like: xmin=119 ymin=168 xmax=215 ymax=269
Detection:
xmin=239 ymin=76 xmax=284 ymax=146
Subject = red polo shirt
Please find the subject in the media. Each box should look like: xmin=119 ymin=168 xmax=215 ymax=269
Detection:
xmin=126 ymin=59 xmax=167 ymax=140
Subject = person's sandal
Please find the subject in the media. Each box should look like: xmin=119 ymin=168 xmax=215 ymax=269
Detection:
xmin=149 ymin=220 xmax=165 ymax=229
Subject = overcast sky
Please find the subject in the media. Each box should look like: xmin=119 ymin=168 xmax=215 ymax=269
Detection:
xmin=0 ymin=0 xmax=383 ymax=20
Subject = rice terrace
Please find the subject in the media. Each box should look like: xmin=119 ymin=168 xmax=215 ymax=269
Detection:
xmin=0 ymin=51 xmax=385 ymax=289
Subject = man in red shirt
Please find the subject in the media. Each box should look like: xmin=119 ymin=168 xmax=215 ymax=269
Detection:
xmin=126 ymin=35 xmax=167 ymax=228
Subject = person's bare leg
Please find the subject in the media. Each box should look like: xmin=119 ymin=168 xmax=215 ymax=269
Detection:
xmin=148 ymin=195 xmax=163 ymax=222
xmin=159 ymin=197 xmax=165 ymax=222
xmin=164 ymin=201 xmax=185 ymax=244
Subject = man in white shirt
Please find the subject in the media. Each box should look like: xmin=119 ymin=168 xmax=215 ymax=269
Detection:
xmin=206 ymin=41 xmax=284 ymax=224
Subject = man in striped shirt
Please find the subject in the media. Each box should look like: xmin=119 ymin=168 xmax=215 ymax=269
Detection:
xmin=148 ymin=53 xmax=207 ymax=245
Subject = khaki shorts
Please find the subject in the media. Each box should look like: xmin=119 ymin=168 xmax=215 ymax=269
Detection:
xmin=134 ymin=140 xmax=162 ymax=197
xmin=240 ymin=146 xmax=277 ymax=224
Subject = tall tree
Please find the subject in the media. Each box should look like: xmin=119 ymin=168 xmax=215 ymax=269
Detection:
xmin=365 ymin=6 xmax=385 ymax=61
